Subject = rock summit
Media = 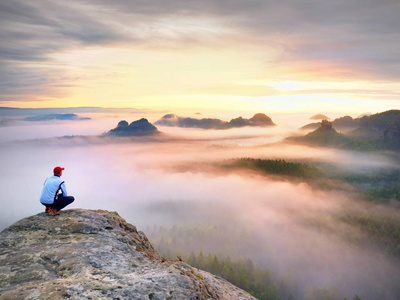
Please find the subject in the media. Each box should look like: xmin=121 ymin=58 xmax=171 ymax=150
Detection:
xmin=0 ymin=209 xmax=255 ymax=300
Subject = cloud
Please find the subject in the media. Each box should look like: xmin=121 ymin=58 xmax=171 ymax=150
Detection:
xmin=0 ymin=62 xmax=74 ymax=102
xmin=0 ymin=0 xmax=132 ymax=101
xmin=1 ymin=0 xmax=399 ymax=103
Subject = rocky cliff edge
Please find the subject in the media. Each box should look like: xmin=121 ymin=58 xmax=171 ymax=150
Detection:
xmin=0 ymin=209 xmax=256 ymax=300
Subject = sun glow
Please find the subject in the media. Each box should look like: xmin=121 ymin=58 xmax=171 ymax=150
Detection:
xmin=269 ymin=81 xmax=304 ymax=91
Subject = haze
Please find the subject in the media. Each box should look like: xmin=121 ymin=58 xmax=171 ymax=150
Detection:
xmin=1 ymin=111 xmax=400 ymax=299
xmin=1 ymin=1 xmax=400 ymax=299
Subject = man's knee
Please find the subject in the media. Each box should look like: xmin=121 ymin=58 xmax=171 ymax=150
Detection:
xmin=58 ymin=195 xmax=74 ymax=204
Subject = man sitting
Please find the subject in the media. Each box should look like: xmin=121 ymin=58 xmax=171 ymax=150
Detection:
xmin=40 ymin=166 xmax=75 ymax=216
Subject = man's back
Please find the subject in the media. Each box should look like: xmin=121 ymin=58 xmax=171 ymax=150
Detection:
xmin=40 ymin=175 xmax=64 ymax=205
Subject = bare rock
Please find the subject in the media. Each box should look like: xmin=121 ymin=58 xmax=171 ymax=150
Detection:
xmin=0 ymin=209 xmax=256 ymax=300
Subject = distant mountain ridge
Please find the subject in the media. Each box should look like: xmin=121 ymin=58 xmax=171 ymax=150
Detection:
xmin=155 ymin=113 xmax=275 ymax=129
xmin=301 ymin=115 xmax=359 ymax=131
xmin=291 ymin=110 xmax=400 ymax=151
xmin=0 ymin=107 xmax=151 ymax=117
xmin=298 ymin=120 xmax=348 ymax=146
xmin=23 ymin=113 xmax=90 ymax=121
xmin=310 ymin=114 xmax=330 ymax=120
xmin=107 ymin=119 xmax=159 ymax=136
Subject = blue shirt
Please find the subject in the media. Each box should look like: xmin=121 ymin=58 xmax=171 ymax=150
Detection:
xmin=40 ymin=175 xmax=68 ymax=204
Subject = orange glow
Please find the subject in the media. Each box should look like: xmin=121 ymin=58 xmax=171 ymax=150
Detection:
xmin=1 ymin=36 xmax=399 ymax=114
xmin=270 ymin=81 xmax=304 ymax=91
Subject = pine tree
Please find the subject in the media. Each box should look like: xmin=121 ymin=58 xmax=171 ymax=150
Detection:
xmin=188 ymin=251 xmax=197 ymax=266
xmin=211 ymin=255 xmax=220 ymax=274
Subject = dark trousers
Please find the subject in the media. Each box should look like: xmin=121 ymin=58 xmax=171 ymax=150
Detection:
xmin=45 ymin=195 xmax=75 ymax=211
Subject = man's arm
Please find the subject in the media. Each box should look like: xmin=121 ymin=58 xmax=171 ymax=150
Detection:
xmin=60 ymin=182 xmax=68 ymax=196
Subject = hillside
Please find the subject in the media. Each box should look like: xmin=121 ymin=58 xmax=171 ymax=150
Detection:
xmin=294 ymin=110 xmax=400 ymax=151
xmin=291 ymin=120 xmax=348 ymax=146
xmin=0 ymin=209 xmax=255 ymax=300
xmin=350 ymin=110 xmax=400 ymax=141
xmin=301 ymin=116 xmax=359 ymax=132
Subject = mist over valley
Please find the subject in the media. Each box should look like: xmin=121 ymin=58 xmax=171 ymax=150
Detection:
xmin=1 ymin=109 xmax=400 ymax=299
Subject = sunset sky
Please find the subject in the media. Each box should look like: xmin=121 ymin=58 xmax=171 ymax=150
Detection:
xmin=1 ymin=0 xmax=399 ymax=114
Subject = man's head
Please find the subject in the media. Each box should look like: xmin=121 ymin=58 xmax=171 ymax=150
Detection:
xmin=53 ymin=166 xmax=65 ymax=176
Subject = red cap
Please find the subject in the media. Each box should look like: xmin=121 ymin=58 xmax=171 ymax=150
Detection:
xmin=53 ymin=166 xmax=65 ymax=174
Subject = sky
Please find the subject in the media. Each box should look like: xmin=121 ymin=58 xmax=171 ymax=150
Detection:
xmin=1 ymin=0 xmax=400 ymax=114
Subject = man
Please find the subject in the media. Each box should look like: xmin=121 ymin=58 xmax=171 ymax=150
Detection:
xmin=40 ymin=166 xmax=75 ymax=216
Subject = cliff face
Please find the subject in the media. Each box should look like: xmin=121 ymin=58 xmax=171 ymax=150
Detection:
xmin=0 ymin=209 xmax=255 ymax=300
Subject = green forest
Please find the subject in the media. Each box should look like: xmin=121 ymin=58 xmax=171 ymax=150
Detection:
xmin=222 ymin=158 xmax=322 ymax=179
xmin=339 ymin=213 xmax=400 ymax=257
xmin=187 ymin=251 xmax=280 ymax=299
xmin=222 ymin=158 xmax=400 ymax=203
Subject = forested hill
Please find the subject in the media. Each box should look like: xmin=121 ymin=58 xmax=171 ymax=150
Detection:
xmin=291 ymin=110 xmax=400 ymax=151
xmin=355 ymin=110 xmax=400 ymax=137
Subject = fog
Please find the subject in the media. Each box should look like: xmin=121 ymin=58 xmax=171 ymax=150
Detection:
xmin=1 ymin=112 xmax=399 ymax=299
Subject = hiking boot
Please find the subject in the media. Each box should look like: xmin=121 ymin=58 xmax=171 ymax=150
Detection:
xmin=45 ymin=207 xmax=51 ymax=213
xmin=49 ymin=207 xmax=60 ymax=216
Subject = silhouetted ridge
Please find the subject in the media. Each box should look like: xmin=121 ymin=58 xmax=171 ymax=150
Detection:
xmin=107 ymin=118 xmax=159 ymax=136
xmin=358 ymin=110 xmax=400 ymax=132
xmin=292 ymin=110 xmax=400 ymax=151
xmin=310 ymin=114 xmax=330 ymax=120
xmin=249 ymin=113 xmax=274 ymax=125
xmin=299 ymin=120 xmax=347 ymax=145
xmin=155 ymin=113 xmax=275 ymax=129
xmin=351 ymin=110 xmax=400 ymax=147
xmin=301 ymin=115 xmax=358 ymax=131
xmin=24 ymin=113 xmax=90 ymax=121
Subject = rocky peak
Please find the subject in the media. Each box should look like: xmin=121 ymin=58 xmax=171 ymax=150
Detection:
xmin=160 ymin=114 xmax=179 ymax=120
xmin=248 ymin=113 xmax=275 ymax=126
xmin=0 ymin=209 xmax=255 ymax=300
xmin=107 ymin=119 xmax=159 ymax=136
xmin=320 ymin=119 xmax=333 ymax=131
xmin=310 ymin=114 xmax=330 ymax=120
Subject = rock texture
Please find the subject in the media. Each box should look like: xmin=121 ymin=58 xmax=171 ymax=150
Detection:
xmin=0 ymin=209 xmax=255 ymax=300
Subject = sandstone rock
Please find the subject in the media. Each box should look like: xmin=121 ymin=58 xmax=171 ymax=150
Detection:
xmin=0 ymin=209 xmax=256 ymax=300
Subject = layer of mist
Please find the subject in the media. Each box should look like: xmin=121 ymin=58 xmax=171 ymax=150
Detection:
xmin=0 ymin=111 xmax=399 ymax=299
